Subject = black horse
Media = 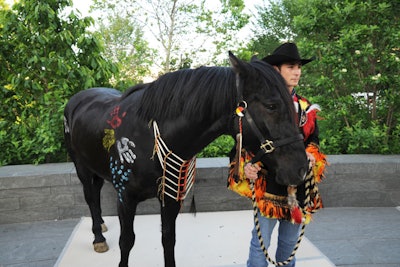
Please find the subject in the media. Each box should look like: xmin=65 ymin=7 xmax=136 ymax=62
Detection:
xmin=63 ymin=52 xmax=308 ymax=267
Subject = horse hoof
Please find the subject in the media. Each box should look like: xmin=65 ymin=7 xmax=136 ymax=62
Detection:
xmin=101 ymin=223 xmax=108 ymax=233
xmin=93 ymin=241 xmax=109 ymax=253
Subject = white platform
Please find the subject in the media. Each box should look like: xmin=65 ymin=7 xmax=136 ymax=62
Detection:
xmin=55 ymin=210 xmax=335 ymax=267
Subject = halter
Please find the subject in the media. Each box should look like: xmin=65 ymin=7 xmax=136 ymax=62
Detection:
xmin=236 ymin=100 xmax=304 ymax=163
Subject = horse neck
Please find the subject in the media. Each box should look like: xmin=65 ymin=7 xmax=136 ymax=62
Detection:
xmin=143 ymin=66 xmax=237 ymax=159
xmin=157 ymin=112 xmax=233 ymax=160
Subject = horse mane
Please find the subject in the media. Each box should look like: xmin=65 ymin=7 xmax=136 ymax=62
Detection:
xmin=123 ymin=57 xmax=295 ymax=126
xmin=134 ymin=66 xmax=237 ymax=122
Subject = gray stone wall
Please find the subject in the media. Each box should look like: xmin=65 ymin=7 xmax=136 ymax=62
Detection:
xmin=319 ymin=155 xmax=400 ymax=207
xmin=0 ymin=155 xmax=399 ymax=224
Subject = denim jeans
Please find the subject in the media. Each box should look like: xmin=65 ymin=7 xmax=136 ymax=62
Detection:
xmin=247 ymin=212 xmax=301 ymax=267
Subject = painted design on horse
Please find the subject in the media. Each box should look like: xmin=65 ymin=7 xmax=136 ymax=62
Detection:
xmin=102 ymin=129 xmax=115 ymax=151
xmin=63 ymin=52 xmax=309 ymax=267
xmin=107 ymin=105 xmax=127 ymax=129
xmin=110 ymin=156 xmax=132 ymax=203
xmin=103 ymin=105 xmax=128 ymax=151
xmin=63 ymin=116 xmax=70 ymax=133
xmin=117 ymin=137 xmax=136 ymax=164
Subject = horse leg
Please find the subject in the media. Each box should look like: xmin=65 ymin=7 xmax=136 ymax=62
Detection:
xmin=160 ymin=199 xmax=181 ymax=267
xmin=76 ymin=164 xmax=108 ymax=252
xmin=117 ymin=195 xmax=138 ymax=267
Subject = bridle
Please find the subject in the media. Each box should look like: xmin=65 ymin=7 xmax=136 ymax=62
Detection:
xmin=233 ymin=69 xmax=311 ymax=266
xmin=236 ymin=100 xmax=304 ymax=164
xmin=234 ymin=100 xmax=309 ymax=267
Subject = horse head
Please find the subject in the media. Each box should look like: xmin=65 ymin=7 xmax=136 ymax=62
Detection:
xmin=229 ymin=52 xmax=308 ymax=186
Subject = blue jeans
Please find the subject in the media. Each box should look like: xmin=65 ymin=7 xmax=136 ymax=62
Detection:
xmin=247 ymin=212 xmax=301 ymax=267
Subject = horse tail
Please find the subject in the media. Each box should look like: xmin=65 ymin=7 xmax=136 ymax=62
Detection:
xmin=189 ymin=194 xmax=197 ymax=216
xmin=63 ymin=103 xmax=77 ymax=163
xmin=63 ymin=114 xmax=73 ymax=162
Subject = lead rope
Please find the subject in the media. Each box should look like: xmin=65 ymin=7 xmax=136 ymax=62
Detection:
xmin=235 ymin=100 xmax=310 ymax=265
xmin=250 ymin=168 xmax=313 ymax=266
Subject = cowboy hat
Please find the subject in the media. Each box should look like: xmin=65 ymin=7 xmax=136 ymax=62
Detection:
xmin=262 ymin=43 xmax=314 ymax=66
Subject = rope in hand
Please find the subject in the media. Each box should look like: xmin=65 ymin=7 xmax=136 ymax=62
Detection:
xmin=250 ymin=168 xmax=313 ymax=266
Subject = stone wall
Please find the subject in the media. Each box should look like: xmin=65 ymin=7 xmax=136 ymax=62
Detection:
xmin=319 ymin=155 xmax=400 ymax=207
xmin=0 ymin=155 xmax=399 ymax=224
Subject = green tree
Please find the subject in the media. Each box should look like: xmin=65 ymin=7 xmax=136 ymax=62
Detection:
xmin=250 ymin=0 xmax=400 ymax=154
xmin=246 ymin=0 xmax=294 ymax=57
xmin=293 ymin=0 xmax=400 ymax=154
xmin=196 ymin=0 xmax=250 ymax=64
xmin=92 ymin=0 xmax=249 ymax=73
xmin=0 ymin=0 xmax=117 ymax=165
xmin=90 ymin=0 xmax=204 ymax=73
xmin=91 ymin=0 xmax=155 ymax=88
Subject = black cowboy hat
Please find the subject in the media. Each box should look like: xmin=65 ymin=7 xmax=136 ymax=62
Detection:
xmin=262 ymin=43 xmax=314 ymax=66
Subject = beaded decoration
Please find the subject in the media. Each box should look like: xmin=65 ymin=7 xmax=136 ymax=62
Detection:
xmin=153 ymin=121 xmax=196 ymax=205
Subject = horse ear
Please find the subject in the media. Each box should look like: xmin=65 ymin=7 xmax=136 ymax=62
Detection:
xmin=251 ymin=55 xmax=259 ymax=61
xmin=228 ymin=51 xmax=247 ymax=76
xmin=229 ymin=51 xmax=249 ymax=100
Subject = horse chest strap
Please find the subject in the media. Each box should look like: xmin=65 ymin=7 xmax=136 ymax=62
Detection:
xmin=153 ymin=121 xmax=196 ymax=204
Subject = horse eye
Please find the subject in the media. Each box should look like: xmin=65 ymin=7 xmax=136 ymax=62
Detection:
xmin=265 ymin=104 xmax=277 ymax=111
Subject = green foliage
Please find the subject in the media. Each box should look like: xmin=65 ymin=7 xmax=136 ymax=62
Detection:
xmin=91 ymin=0 xmax=156 ymax=88
xmin=203 ymin=0 xmax=250 ymax=65
xmin=0 ymin=0 xmax=249 ymax=166
xmin=0 ymin=0 xmax=118 ymax=165
xmin=197 ymin=135 xmax=234 ymax=158
xmin=249 ymin=0 xmax=400 ymax=154
xmin=2 ymin=0 xmax=399 ymax=167
xmin=246 ymin=0 xmax=295 ymax=57
xmin=319 ymin=120 xmax=392 ymax=154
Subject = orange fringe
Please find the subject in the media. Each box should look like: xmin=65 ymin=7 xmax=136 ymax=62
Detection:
xmin=227 ymin=148 xmax=328 ymax=224
xmin=306 ymin=143 xmax=328 ymax=183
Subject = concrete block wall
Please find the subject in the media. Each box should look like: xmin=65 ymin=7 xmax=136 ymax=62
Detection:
xmin=0 ymin=155 xmax=399 ymax=224
xmin=319 ymin=155 xmax=400 ymax=207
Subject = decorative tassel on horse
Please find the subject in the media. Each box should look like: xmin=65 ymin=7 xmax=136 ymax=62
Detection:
xmin=232 ymin=101 xmax=246 ymax=182
xmin=287 ymin=186 xmax=303 ymax=224
xmin=246 ymin=153 xmax=325 ymax=266
xmin=153 ymin=121 xmax=196 ymax=205
xmin=250 ymin=180 xmax=307 ymax=266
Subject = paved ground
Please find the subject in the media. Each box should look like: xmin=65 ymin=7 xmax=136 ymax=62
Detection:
xmin=55 ymin=211 xmax=335 ymax=267
xmin=0 ymin=207 xmax=399 ymax=267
